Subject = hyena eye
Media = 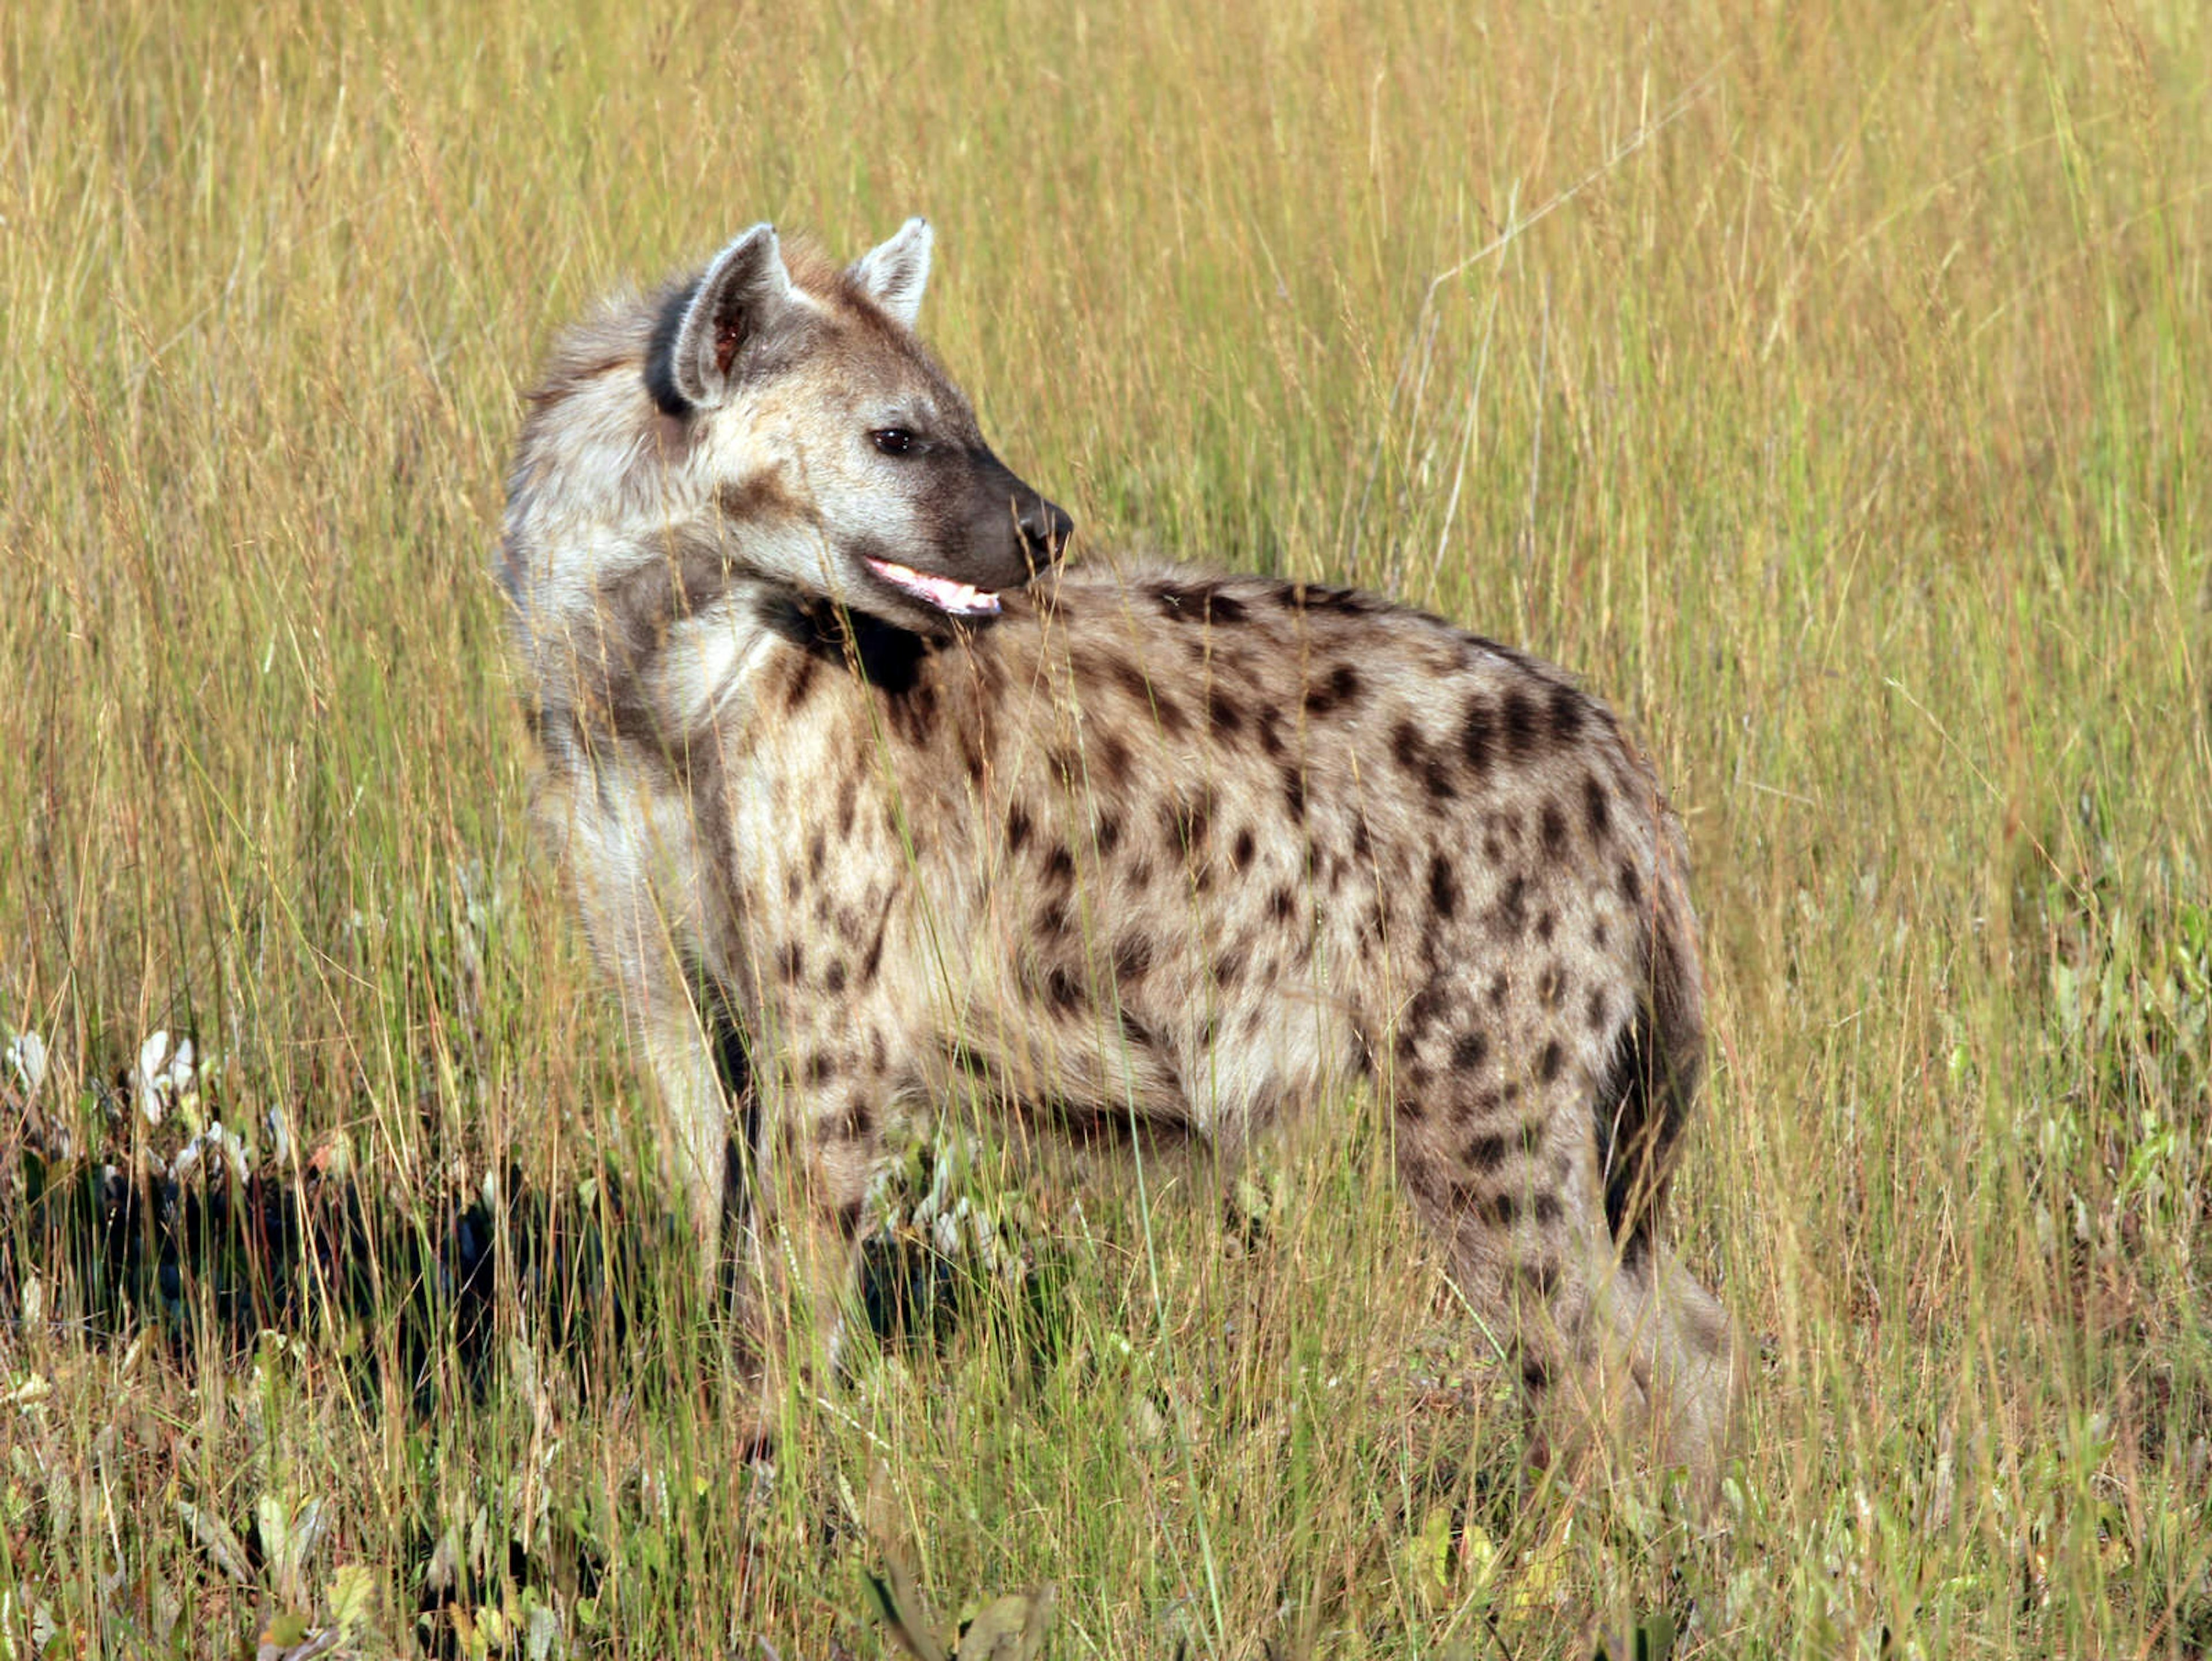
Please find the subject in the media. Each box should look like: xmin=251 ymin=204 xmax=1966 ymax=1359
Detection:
xmin=870 ymin=427 xmax=916 ymax=456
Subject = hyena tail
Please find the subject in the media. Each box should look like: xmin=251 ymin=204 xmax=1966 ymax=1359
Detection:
xmin=1595 ymin=849 xmax=1706 ymax=1265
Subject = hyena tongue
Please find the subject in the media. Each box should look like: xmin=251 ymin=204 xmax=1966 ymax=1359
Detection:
xmin=863 ymin=556 xmax=1002 ymax=617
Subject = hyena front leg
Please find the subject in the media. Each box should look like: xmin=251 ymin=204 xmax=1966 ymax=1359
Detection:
xmin=640 ymin=1000 xmax=736 ymax=1285
xmin=562 ymin=792 xmax=736 ymax=1294
xmin=726 ymin=1017 xmax=894 ymax=1448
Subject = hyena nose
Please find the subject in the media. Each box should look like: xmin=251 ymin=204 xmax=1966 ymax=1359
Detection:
xmin=1019 ymin=496 xmax=1075 ymax=567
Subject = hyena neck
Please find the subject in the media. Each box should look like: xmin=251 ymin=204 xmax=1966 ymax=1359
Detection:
xmin=748 ymin=586 xmax=952 ymax=697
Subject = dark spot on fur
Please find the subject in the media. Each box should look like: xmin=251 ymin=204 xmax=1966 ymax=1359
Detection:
xmin=1500 ymin=688 xmax=1541 ymax=759
xmin=1548 ymin=684 xmax=1585 ymax=744
xmin=1520 ymin=1258 xmax=1560 ymax=1297
xmin=1213 ymin=949 xmax=1244 ymax=987
xmin=1043 ymin=844 xmax=1075 ymax=887
xmin=1540 ymin=800 xmax=1569 ymax=858
xmin=1427 ymin=854 xmax=1458 ymax=919
xmin=1111 ymin=659 xmax=1154 ymax=706
xmin=1584 ymin=774 xmax=1612 ymax=843
xmin=1046 ymin=966 xmax=1088 ymax=1012
xmin=777 ymin=942 xmax=805 ymax=984
xmin=1130 ymin=859 xmax=1154 ymax=890
xmin=1232 ymin=827 xmax=1256 ymax=872
xmin=1297 ymin=583 xmax=1381 ymax=617
xmin=1465 ymin=1132 xmax=1509 ymax=1170
xmin=1532 ymin=1193 xmax=1563 ymax=1226
xmin=804 ymin=1051 xmax=836 ymax=1085
xmin=1094 ymin=731 xmax=1132 ymax=788
xmin=1036 ymin=900 xmax=1068 ymax=939
xmin=1113 ymin=935 xmax=1153 ymax=981
xmin=1487 ymin=973 xmax=1509 ymax=1009
xmin=1618 ymin=860 xmax=1643 ymax=904
xmin=1305 ymin=662 xmax=1363 ymax=716
xmin=858 ymin=916 xmax=888 ymax=988
xmin=824 ymin=961 xmax=847 ymax=994
xmin=1406 ymin=980 xmax=1450 ymax=1036
xmin=1452 ymin=1030 xmax=1489 ymax=1072
xmin=1164 ymin=794 xmax=1210 ymax=854
xmin=1461 ymin=698 xmax=1495 ymax=775
xmin=783 ymin=653 xmax=820 ymax=712
xmin=1537 ymin=1041 xmax=1563 ymax=1083
xmin=1006 ymin=802 xmax=1032 ymax=854
xmin=1281 ymin=767 xmax=1306 ymax=822
xmin=1392 ymin=719 xmax=1422 ymax=773
xmin=1536 ymin=911 xmax=1556 ymax=945
xmin=1392 ymin=719 xmax=1457 ymax=802
xmin=808 ymin=829 xmax=827 ymax=878
xmin=836 ymin=1197 xmax=866 ymax=1238
xmin=871 ymin=1029 xmax=889 ymax=1074
xmin=1585 ymin=989 xmax=1609 ymax=1031
xmin=1521 ymin=1356 xmax=1551 ymax=1393
xmin=1205 ymin=684 xmax=1244 ymax=736
xmin=837 ymin=775 xmax=858 ymax=838
xmin=1492 ymin=875 xmax=1529 ymax=939
xmin=1482 ymin=1191 xmax=1520 ymax=1228
xmin=1539 ymin=965 xmax=1567 ymax=1008
xmin=1254 ymin=707 xmax=1285 ymax=757
xmin=1153 ymin=580 xmax=1249 ymax=625
xmin=1270 ymin=886 xmax=1296 ymax=923
xmin=1094 ymin=812 xmax=1123 ymax=856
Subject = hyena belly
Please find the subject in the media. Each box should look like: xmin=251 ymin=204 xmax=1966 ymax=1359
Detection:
xmin=715 ymin=570 xmax=1735 ymax=1482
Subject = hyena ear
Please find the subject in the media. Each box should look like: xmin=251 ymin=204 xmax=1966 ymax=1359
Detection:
xmin=670 ymin=223 xmax=796 ymax=409
xmin=848 ymin=217 xmax=933 ymax=329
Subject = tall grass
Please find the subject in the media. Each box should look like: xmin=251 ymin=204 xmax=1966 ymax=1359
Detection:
xmin=2 ymin=0 xmax=2206 ymax=1654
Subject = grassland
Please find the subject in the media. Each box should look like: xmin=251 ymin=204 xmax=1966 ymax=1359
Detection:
xmin=2 ymin=1 xmax=2208 ymax=1655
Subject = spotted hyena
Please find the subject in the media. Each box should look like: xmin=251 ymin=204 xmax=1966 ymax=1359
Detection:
xmin=499 ymin=219 xmax=1736 ymax=1481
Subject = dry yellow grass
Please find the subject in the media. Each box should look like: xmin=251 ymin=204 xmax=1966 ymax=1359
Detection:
xmin=2 ymin=1 xmax=2207 ymax=1655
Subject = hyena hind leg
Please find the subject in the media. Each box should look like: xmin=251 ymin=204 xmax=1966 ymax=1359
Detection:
xmin=1397 ymin=1129 xmax=1732 ymax=1493
xmin=1588 ymin=1241 xmax=1738 ymax=1490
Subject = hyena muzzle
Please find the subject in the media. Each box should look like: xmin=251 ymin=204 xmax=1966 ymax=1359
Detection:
xmin=499 ymin=219 xmax=1737 ymax=1482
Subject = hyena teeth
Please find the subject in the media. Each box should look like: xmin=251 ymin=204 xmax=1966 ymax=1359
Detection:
xmin=864 ymin=555 xmax=1001 ymax=616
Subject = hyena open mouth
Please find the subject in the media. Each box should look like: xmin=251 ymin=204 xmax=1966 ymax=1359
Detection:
xmin=499 ymin=216 xmax=1740 ymax=1492
xmin=862 ymin=555 xmax=1002 ymax=617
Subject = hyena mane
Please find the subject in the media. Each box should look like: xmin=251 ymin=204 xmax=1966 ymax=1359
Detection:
xmin=499 ymin=219 xmax=1737 ymax=1486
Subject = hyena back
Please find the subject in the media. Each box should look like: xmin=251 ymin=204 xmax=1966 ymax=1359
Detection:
xmin=500 ymin=220 xmax=1736 ymax=1482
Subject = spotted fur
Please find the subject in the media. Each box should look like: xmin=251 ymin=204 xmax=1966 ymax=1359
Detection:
xmin=500 ymin=223 xmax=1736 ymax=1484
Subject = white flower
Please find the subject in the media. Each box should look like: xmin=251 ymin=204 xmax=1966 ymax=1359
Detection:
xmin=168 ymin=1121 xmax=249 ymax=1189
xmin=3 ymin=1031 xmax=47 ymax=1095
xmin=134 ymin=1030 xmax=198 ymax=1128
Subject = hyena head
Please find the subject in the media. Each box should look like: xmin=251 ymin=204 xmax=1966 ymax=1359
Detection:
xmin=501 ymin=219 xmax=1071 ymax=684
xmin=653 ymin=218 xmax=1070 ymax=632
